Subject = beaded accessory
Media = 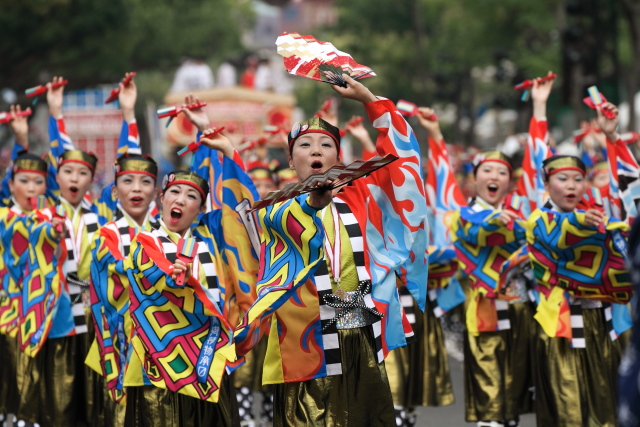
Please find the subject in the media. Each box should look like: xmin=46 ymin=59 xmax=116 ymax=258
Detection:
xmin=322 ymin=280 xmax=383 ymax=330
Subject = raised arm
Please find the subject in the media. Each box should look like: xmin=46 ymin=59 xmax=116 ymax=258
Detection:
xmin=517 ymin=72 xmax=554 ymax=211
xmin=45 ymin=76 xmax=74 ymax=197
xmin=117 ymin=73 xmax=141 ymax=155
xmin=0 ymin=105 xmax=31 ymax=205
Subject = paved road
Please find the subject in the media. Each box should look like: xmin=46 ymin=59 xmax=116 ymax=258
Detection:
xmin=4 ymin=358 xmax=536 ymax=427
xmin=414 ymin=358 xmax=536 ymax=427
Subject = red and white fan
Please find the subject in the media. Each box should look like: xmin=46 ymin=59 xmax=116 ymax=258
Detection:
xmin=276 ymin=32 xmax=375 ymax=87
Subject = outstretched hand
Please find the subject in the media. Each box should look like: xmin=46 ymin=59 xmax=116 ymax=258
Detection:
xmin=181 ymin=94 xmax=210 ymax=132
xmin=416 ymin=107 xmax=442 ymax=141
xmin=199 ymin=127 xmax=234 ymax=158
xmin=119 ymin=72 xmax=137 ymax=122
xmin=171 ymin=259 xmax=192 ymax=282
xmin=308 ymin=180 xmax=334 ymax=209
xmin=51 ymin=216 xmax=67 ymax=240
xmin=531 ymin=71 xmax=555 ymax=104
xmin=9 ymin=105 xmax=29 ymax=148
xmin=531 ymin=71 xmax=555 ymax=120
xmin=346 ymin=116 xmax=375 ymax=152
xmin=47 ymin=76 xmax=66 ymax=118
xmin=596 ymin=101 xmax=619 ymax=142
xmin=498 ymin=209 xmax=519 ymax=226
xmin=584 ymin=209 xmax=605 ymax=228
xmin=330 ymin=75 xmax=377 ymax=104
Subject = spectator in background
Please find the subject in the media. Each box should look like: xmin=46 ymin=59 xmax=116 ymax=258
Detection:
xmin=216 ymin=58 xmax=237 ymax=87
xmin=254 ymin=58 xmax=273 ymax=92
xmin=169 ymin=56 xmax=214 ymax=93
xmin=240 ymin=56 xmax=258 ymax=89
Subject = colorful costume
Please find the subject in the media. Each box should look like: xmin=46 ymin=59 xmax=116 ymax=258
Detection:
xmin=124 ymin=161 xmax=258 ymax=427
xmin=526 ymin=203 xmax=631 ymax=426
xmin=452 ymin=195 xmax=535 ymax=425
xmin=87 ymin=151 xmax=160 ymax=426
xmin=387 ymin=134 xmax=462 ymax=426
xmin=0 ymin=203 xmax=28 ymax=420
xmin=13 ymin=122 xmax=101 ymax=424
xmin=236 ymin=100 xmax=428 ymax=426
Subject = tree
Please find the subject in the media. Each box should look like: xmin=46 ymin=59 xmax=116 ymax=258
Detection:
xmin=297 ymin=0 xmax=563 ymax=145
xmin=0 ymin=0 xmax=253 ymax=94
xmin=619 ymin=0 xmax=640 ymax=131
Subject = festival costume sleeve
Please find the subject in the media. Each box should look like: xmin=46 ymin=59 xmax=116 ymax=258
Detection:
xmin=87 ymin=226 xmax=130 ymax=404
xmin=0 ymin=142 xmax=25 ymax=206
xmin=525 ymin=208 xmax=632 ymax=339
xmin=0 ymin=208 xmax=17 ymax=284
xmin=606 ymin=136 xmax=640 ymax=224
xmin=361 ymin=148 xmax=377 ymax=160
xmin=320 ymin=99 xmax=428 ymax=354
xmin=361 ymin=99 xmax=429 ymax=312
xmin=191 ymin=127 xmax=248 ymax=213
xmin=13 ymin=214 xmax=63 ymax=356
xmin=126 ymin=233 xmax=238 ymax=402
xmin=517 ymin=117 xmax=552 ymax=212
xmin=451 ymin=207 xmax=524 ymax=335
xmin=197 ymin=153 xmax=260 ymax=330
xmin=234 ymin=195 xmax=325 ymax=354
xmin=118 ymin=119 xmax=141 ymax=155
xmin=425 ymin=135 xmax=467 ymax=315
xmin=45 ymin=115 xmax=75 ymax=199
xmin=0 ymin=210 xmax=25 ymax=336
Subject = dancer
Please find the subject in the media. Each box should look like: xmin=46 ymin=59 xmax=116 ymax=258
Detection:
xmin=528 ymin=103 xmax=632 ymax=426
xmin=235 ymin=75 xmax=428 ymax=427
xmin=124 ymin=127 xmax=258 ymax=427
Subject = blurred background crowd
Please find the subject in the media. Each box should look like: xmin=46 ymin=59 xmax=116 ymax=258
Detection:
xmin=2 ymin=0 xmax=640 ymax=199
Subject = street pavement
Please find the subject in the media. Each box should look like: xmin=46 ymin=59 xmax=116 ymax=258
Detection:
xmin=415 ymin=358 xmax=536 ymax=427
xmin=3 ymin=358 xmax=536 ymax=427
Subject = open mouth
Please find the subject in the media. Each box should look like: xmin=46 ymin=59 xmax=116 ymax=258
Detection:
xmin=566 ymin=194 xmax=576 ymax=202
xmin=130 ymin=196 xmax=144 ymax=205
xmin=170 ymin=207 xmax=183 ymax=224
xmin=69 ymin=186 xmax=79 ymax=196
xmin=487 ymin=184 xmax=499 ymax=197
xmin=311 ymin=160 xmax=323 ymax=172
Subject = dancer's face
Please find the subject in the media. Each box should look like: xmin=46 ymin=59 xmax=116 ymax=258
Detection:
xmin=56 ymin=162 xmax=93 ymax=208
xmin=474 ymin=161 xmax=510 ymax=209
xmin=114 ymin=173 xmax=157 ymax=225
xmin=9 ymin=171 xmax=46 ymax=212
xmin=545 ymin=170 xmax=586 ymax=212
xmin=289 ymin=133 xmax=339 ymax=182
xmin=161 ymin=184 xmax=204 ymax=236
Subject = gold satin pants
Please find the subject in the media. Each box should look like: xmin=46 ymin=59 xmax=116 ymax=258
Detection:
xmin=533 ymin=307 xmax=623 ymax=427
xmin=272 ymin=326 xmax=396 ymax=427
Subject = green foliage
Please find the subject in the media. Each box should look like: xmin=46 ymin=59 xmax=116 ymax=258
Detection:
xmin=0 ymin=0 xmax=253 ymax=92
xmin=294 ymin=0 xmax=563 ymax=134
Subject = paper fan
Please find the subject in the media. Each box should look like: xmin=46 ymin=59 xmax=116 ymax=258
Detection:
xmin=276 ymin=32 xmax=375 ymax=87
xmin=251 ymin=154 xmax=397 ymax=211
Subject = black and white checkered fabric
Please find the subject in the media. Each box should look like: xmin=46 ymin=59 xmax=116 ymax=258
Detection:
xmin=570 ymin=301 xmax=617 ymax=348
xmin=155 ymin=228 xmax=220 ymax=303
xmin=315 ymin=198 xmax=383 ymax=377
xmin=399 ymin=286 xmax=417 ymax=324
xmin=495 ymin=299 xmax=511 ymax=331
xmin=106 ymin=214 xmax=159 ymax=258
xmin=427 ymin=289 xmax=444 ymax=319
xmin=569 ymin=302 xmax=586 ymax=348
xmin=63 ymin=207 xmax=99 ymax=335
xmin=603 ymin=303 xmax=619 ymax=341
xmin=469 ymin=199 xmax=511 ymax=331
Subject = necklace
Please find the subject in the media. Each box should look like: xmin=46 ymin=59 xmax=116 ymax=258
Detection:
xmin=323 ymin=202 xmax=346 ymax=299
